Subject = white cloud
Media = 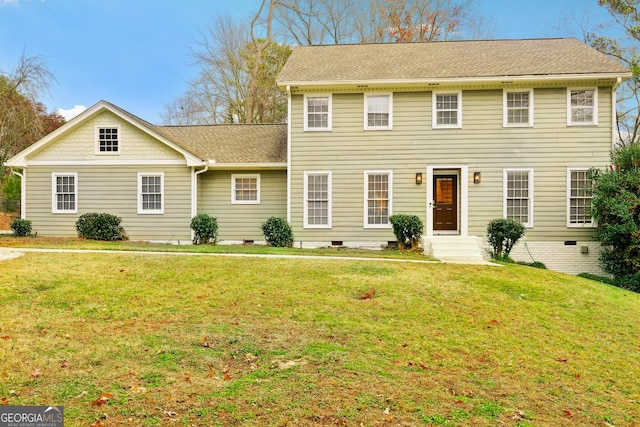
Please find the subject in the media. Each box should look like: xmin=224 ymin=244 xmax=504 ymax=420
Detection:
xmin=57 ymin=105 xmax=86 ymax=121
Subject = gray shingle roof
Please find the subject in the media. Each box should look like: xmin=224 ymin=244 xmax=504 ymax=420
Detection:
xmin=155 ymin=124 xmax=287 ymax=164
xmin=102 ymin=101 xmax=287 ymax=165
xmin=277 ymin=38 xmax=630 ymax=84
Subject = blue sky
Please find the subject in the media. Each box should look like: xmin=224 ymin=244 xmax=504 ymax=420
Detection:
xmin=0 ymin=0 xmax=613 ymax=124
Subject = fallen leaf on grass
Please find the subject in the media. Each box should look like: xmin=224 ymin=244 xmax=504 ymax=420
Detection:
xmin=1 ymin=397 xmax=9 ymax=406
xmin=359 ymin=287 xmax=376 ymax=300
xmin=89 ymin=421 xmax=103 ymax=427
xmin=90 ymin=393 xmax=113 ymax=406
xmin=556 ymin=358 xmax=568 ymax=363
xmin=1 ymin=335 xmax=9 ymax=340
xmin=60 ymin=360 xmax=70 ymax=369
xmin=563 ymin=409 xmax=573 ymax=418
xmin=30 ymin=368 xmax=41 ymax=379
xmin=129 ymin=385 xmax=147 ymax=393
xmin=206 ymin=365 xmax=216 ymax=378
xmin=245 ymin=353 xmax=257 ymax=363
xmin=223 ymin=373 xmax=233 ymax=381
xmin=183 ymin=372 xmax=191 ymax=383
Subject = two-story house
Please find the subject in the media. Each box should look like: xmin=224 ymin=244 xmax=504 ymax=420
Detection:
xmin=276 ymin=38 xmax=630 ymax=273
xmin=5 ymin=38 xmax=630 ymax=275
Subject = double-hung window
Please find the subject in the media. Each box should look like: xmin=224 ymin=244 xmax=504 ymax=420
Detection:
xmin=504 ymin=89 xmax=533 ymax=127
xmin=433 ymin=91 xmax=462 ymax=128
xmin=567 ymin=168 xmax=594 ymax=227
xmin=364 ymin=94 xmax=392 ymax=130
xmin=52 ymin=173 xmax=77 ymax=213
xmin=232 ymin=174 xmax=260 ymax=204
xmin=304 ymin=95 xmax=332 ymax=131
xmin=138 ymin=172 xmax=164 ymax=214
xmin=364 ymin=171 xmax=392 ymax=227
xmin=567 ymin=88 xmax=598 ymax=126
xmin=504 ymin=169 xmax=533 ymax=227
xmin=304 ymin=171 xmax=331 ymax=228
xmin=96 ymin=126 xmax=120 ymax=153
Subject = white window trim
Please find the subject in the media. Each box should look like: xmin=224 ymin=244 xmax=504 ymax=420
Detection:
xmin=303 ymin=94 xmax=332 ymax=131
xmin=137 ymin=172 xmax=164 ymax=214
xmin=503 ymin=89 xmax=534 ymax=127
xmin=503 ymin=168 xmax=534 ymax=228
xmin=432 ymin=90 xmax=462 ymax=129
xmin=231 ymin=173 xmax=261 ymax=205
xmin=567 ymin=88 xmax=598 ymax=126
xmin=363 ymin=170 xmax=393 ymax=228
xmin=51 ymin=172 xmax=78 ymax=214
xmin=364 ymin=93 xmax=393 ymax=130
xmin=95 ymin=125 xmax=121 ymax=155
xmin=303 ymin=171 xmax=332 ymax=229
xmin=566 ymin=167 xmax=595 ymax=228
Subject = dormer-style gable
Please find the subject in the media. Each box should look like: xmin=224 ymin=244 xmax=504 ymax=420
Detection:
xmin=5 ymin=100 xmax=205 ymax=168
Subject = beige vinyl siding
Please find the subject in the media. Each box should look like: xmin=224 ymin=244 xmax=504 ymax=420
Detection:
xmin=29 ymin=110 xmax=182 ymax=162
xmin=198 ymin=169 xmax=287 ymax=242
xmin=25 ymin=165 xmax=192 ymax=241
xmin=290 ymin=85 xmax=612 ymax=243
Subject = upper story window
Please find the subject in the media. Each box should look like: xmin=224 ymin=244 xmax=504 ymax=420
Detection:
xmin=364 ymin=170 xmax=392 ymax=228
xmin=504 ymin=169 xmax=533 ymax=228
xmin=567 ymin=88 xmax=598 ymax=126
xmin=504 ymin=89 xmax=533 ymax=127
xmin=304 ymin=95 xmax=332 ymax=131
xmin=304 ymin=171 xmax=332 ymax=228
xmin=433 ymin=91 xmax=462 ymax=128
xmin=567 ymin=168 xmax=594 ymax=227
xmin=232 ymin=174 xmax=260 ymax=204
xmin=97 ymin=126 xmax=120 ymax=153
xmin=52 ymin=173 xmax=77 ymax=213
xmin=364 ymin=94 xmax=392 ymax=130
xmin=138 ymin=172 xmax=164 ymax=214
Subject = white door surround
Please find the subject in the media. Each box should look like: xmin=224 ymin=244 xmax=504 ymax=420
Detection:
xmin=426 ymin=165 xmax=468 ymax=237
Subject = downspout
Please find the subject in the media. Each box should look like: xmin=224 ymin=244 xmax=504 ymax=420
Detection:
xmin=10 ymin=168 xmax=25 ymax=219
xmin=286 ymin=85 xmax=292 ymax=224
xmin=612 ymin=77 xmax=622 ymax=149
xmin=191 ymin=163 xmax=209 ymax=242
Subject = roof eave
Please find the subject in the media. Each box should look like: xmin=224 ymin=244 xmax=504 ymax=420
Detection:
xmin=207 ymin=162 xmax=287 ymax=170
xmin=277 ymin=72 xmax=632 ymax=89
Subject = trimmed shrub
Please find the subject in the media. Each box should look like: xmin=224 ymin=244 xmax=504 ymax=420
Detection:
xmin=190 ymin=213 xmax=218 ymax=244
xmin=76 ymin=212 xmax=126 ymax=241
xmin=389 ymin=214 xmax=424 ymax=250
xmin=577 ymin=272 xmax=615 ymax=285
xmin=486 ymin=218 xmax=525 ymax=260
xmin=10 ymin=218 xmax=32 ymax=237
xmin=262 ymin=216 xmax=293 ymax=247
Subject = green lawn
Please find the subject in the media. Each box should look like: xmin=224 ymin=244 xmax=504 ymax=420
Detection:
xmin=0 ymin=246 xmax=638 ymax=426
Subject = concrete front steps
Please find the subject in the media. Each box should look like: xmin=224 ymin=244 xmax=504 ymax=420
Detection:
xmin=423 ymin=235 xmax=489 ymax=264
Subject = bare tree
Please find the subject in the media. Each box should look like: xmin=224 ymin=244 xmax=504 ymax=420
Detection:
xmin=558 ymin=1 xmax=639 ymax=145
xmin=0 ymin=52 xmax=64 ymax=176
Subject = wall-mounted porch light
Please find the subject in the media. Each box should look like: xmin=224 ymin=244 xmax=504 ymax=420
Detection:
xmin=415 ymin=173 xmax=423 ymax=185
xmin=473 ymin=172 xmax=481 ymax=184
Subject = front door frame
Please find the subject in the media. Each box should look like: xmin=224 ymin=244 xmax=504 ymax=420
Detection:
xmin=426 ymin=165 xmax=468 ymax=237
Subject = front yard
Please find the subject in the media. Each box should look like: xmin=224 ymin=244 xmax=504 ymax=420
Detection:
xmin=0 ymin=248 xmax=638 ymax=426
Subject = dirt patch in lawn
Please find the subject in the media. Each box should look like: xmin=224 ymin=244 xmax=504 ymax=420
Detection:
xmin=0 ymin=212 xmax=17 ymax=230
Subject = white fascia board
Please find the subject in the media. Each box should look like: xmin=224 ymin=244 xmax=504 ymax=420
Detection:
xmin=278 ymin=72 xmax=632 ymax=89
xmin=206 ymin=162 xmax=288 ymax=170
